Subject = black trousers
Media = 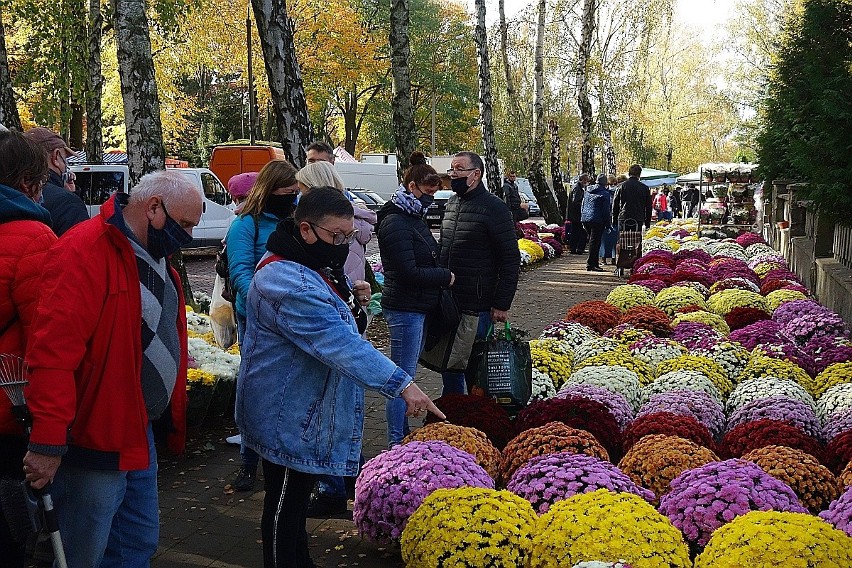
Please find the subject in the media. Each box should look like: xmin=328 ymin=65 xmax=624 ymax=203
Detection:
xmin=261 ymin=460 xmax=317 ymax=568
xmin=568 ymin=221 xmax=588 ymax=253
xmin=584 ymin=222 xmax=605 ymax=269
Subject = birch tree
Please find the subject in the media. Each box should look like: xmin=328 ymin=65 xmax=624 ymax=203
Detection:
xmin=0 ymin=7 xmax=20 ymax=130
xmin=251 ymin=0 xmax=313 ymax=167
xmin=528 ymin=0 xmax=560 ymax=222
xmin=549 ymin=119 xmax=567 ymax=219
xmin=86 ymin=0 xmax=103 ymax=162
xmin=390 ymin=0 xmax=416 ymax=171
xmin=114 ymin=0 xmax=165 ymax=181
xmin=576 ymin=0 xmax=596 ymax=176
xmin=474 ymin=0 xmax=501 ymax=195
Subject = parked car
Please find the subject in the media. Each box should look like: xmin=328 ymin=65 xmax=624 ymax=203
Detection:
xmin=520 ymin=191 xmax=541 ymax=216
xmin=351 ymin=189 xmax=387 ymax=211
xmin=425 ymin=189 xmax=454 ymax=228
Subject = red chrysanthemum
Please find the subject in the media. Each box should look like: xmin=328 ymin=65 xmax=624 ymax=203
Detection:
xmin=722 ymin=418 xmax=826 ymax=464
xmin=564 ymin=301 xmax=622 ymax=335
xmin=676 ymin=304 xmax=706 ymax=314
xmin=513 ymin=397 xmax=623 ymax=461
xmin=424 ymin=393 xmax=513 ymax=450
xmin=623 ymin=412 xmax=717 ymax=454
xmin=725 ymin=306 xmax=772 ymax=331
xmin=619 ymin=305 xmax=672 ymax=337
xmin=827 ymin=429 xmax=852 ymax=475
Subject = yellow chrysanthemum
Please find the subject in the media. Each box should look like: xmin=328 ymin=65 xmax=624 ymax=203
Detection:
xmin=186 ymin=368 xmax=217 ymax=388
xmin=530 ymin=489 xmax=691 ymax=568
xmin=655 ymin=287 xmax=707 ymax=318
xmin=531 ymin=348 xmax=573 ymax=388
xmin=671 ymin=310 xmax=731 ymax=335
xmin=656 ymin=355 xmax=733 ymax=398
xmin=401 ymin=487 xmax=537 ymax=568
xmin=706 ymin=289 xmax=768 ymax=316
xmin=765 ymin=289 xmax=808 ymax=313
xmin=694 ymin=511 xmax=852 ymax=567
xmin=739 ymin=353 xmax=815 ymax=397
xmin=814 ymin=362 xmax=852 ymax=400
xmin=518 ymin=239 xmax=545 ymax=263
xmin=574 ymin=351 xmax=655 ymax=385
xmin=605 ymin=285 xmax=655 ymax=312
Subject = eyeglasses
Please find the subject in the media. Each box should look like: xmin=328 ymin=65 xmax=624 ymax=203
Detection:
xmin=446 ymin=167 xmax=478 ymax=176
xmin=309 ymin=222 xmax=359 ymax=245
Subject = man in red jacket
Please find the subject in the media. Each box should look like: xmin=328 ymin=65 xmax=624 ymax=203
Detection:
xmin=23 ymin=170 xmax=202 ymax=568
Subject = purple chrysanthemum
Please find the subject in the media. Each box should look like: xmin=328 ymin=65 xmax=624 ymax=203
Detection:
xmin=825 ymin=408 xmax=852 ymax=442
xmin=555 ymin=383 xmax=634 ymax=431
xmin=671 ymin=322 xmax=723 ymax=350
xmin=659 ymin=459 xmax=807 ymax=548
xmin=353 ymin=440 xmax=493 ymax=543
xmin=728 ymin=320 xmax=791 ymax=351
xmin=637 ymin=390 xmax=726 ymax=438
xmin=506 ymin=451 xmax=653 ymax=514
xmin=820 ymin=486 xmax=852 ymax=536
xmin=726 ymin=396 xmax=823 ymax=441
xmin=771 ymin=299 xmax=829 ymax=323
xmin=783 ymin=313 xmax=850 ymax=347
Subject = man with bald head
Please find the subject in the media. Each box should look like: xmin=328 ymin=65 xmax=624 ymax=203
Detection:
xmin=23 ymin=170 xmax=202 ymax=568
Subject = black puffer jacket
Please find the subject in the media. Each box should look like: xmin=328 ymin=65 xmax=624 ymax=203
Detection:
xmin=376 ymin=200 xmax=452 ymax=313
xmin=438 ymin=184 xmax=520 ymax=312
xmin=41 ymin=171 xmax=89 ymax=237
xmin=612 ymin=176 xmax=652 ymax=229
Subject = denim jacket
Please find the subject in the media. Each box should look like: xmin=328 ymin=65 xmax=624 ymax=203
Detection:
xmin=235 ymin=258 xmax=412 ymax=476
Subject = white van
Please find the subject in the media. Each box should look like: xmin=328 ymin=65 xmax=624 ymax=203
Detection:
xmin=334 ymin=162 xmax=399 ymax=201
xmin=71 ymin=164 xmax=235 ymax=249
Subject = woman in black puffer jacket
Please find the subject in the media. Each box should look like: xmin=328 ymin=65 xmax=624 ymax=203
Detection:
xmin=377 ymin=152 xmax=453 ymax=446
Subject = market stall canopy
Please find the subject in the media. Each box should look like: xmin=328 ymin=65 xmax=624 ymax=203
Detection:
xmin=677 ymin=171 xmax=701 ymax=184
xmin=628 ymin=167 xmax=678 ymax=187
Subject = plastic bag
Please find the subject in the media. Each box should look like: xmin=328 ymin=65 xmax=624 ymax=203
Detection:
xmin=210 ymin=274 xmax=237 ymax=349
xmin=472 ymin=322 xmax=532 ymax=412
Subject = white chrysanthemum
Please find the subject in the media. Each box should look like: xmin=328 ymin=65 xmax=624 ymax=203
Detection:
xmin=573 ymin=337 xmax=624 ymax=366
xmin=694 ymin=341 xmax=750 ymax=381
xmin=566 ymin=365 xmax=643 ymax=411
xmin=727 ymin=376 xmax=816 ymax=415
xmin=640 ymin=370 xmax=724 ymax=407
xmin=744 ymin=243 xmax=776 ymax=259
xmin=630 ymin=340 xmax=688 ymax=371
xmin=529 ymin=368 xmax=557 ymax=403
xmin=817 ymin=383 xmax=852 ymax=424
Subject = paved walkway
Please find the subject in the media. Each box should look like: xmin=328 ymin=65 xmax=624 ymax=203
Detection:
xmin=154 ymin=251 xmax=619 ymax=567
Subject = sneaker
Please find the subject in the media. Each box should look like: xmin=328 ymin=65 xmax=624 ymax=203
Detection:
xmin=232 ymin=467 xmax=256 ymax=492
xmin=306 ymin=493 xmax=349 ymax=517
xmin=225 ymin=434 xmax=242 ymax=445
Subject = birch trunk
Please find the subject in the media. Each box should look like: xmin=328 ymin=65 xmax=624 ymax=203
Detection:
xmin=390 ymin=0 xmax=415 ymax=173
xmin=251 ymin=0 xmax=313 ymax=168
xmin=604 ymin=129 xmax=616 ymax=176
xmin=0 ymin=8 xmax=20 ymax=130
xmin=474 ymin=0 xmax=501 ymax=195
xmin=114 ymin=0 xmax=165 ymax=182
xmin=86 ymin=0 xmax=103 ymax=162
xmin=527 ymin=0 xmax=560 ymax=223
xmin=577 ymin=0 xmax=596 ymax=177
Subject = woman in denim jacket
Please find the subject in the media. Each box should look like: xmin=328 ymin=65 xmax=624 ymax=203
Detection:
xmin=236 ymin=188 xmax=441 ymax=568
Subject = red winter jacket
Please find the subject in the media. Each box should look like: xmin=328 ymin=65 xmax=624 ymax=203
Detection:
xmin=25 ymin=194 xmax=187 ymax=470
xmin=0 ymin=192 xmax=57 ymax=436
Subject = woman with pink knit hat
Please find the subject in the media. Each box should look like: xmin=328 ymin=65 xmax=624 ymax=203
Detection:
xmin=227 ymin=172 xmax=259 ymax=215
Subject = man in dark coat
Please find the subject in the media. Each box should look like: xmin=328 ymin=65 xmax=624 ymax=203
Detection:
xmin=439 ymin=151 xmax=521 ymax=394
xmin=567 ymin=173 xmax=590 ymax=254
xmin=612 ymin=164 xmax=653 ymax=230
xmin=502 ymin=171 xmax=526 ymax=223
xmin=24 ymin=127 xmax=89 ymax=236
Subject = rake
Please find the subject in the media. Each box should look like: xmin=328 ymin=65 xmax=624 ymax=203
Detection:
xmin=0 ymin=354 xmax=68 ymax=568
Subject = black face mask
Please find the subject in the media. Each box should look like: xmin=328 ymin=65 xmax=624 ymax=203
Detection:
xmin=147 ymin=202 xmax=193 ymax=260
xmin=418 ymin=193 xmax=435 ymax=208
xmin=299 ymin=226 xmax=350 ymax=270
xmin=450 ymin=177 xmax=470 ymax=196
xmin=265 ymin=193 xmax=297 ymax=219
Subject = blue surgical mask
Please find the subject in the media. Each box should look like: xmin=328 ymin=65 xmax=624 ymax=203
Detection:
xmin=147 ymin=202 xmax=193 ymax=259
xmin=418 ymin=193 xmax=435 ymax=208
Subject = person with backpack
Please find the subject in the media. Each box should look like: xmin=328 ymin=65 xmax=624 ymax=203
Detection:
xmin=225 ymin=159 xmax=300 ymax=492
xmin=581 ymin=174 xmax=613 ymax=272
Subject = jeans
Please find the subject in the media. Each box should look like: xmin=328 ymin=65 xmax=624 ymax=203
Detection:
xmin=584 ymin=222 xmax=605 ymax=269
xmin=51 ymin=426 xmax=158 ymax=568
xmin=600 ymin=226 xmax=619 ymax=259
xmin=261 ymin=461 xmax=316 ymax=568
xmin=441 ymin=311 xmax=492 ymax=395
xmin=384 ymin=309 xmax=427 ymax=447
xmin=236 ymin=312 xmax=260 ymax=472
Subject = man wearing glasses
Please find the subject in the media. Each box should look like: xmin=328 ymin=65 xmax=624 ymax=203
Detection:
xmin=438 ymin=151 xmax=521 ymax=394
